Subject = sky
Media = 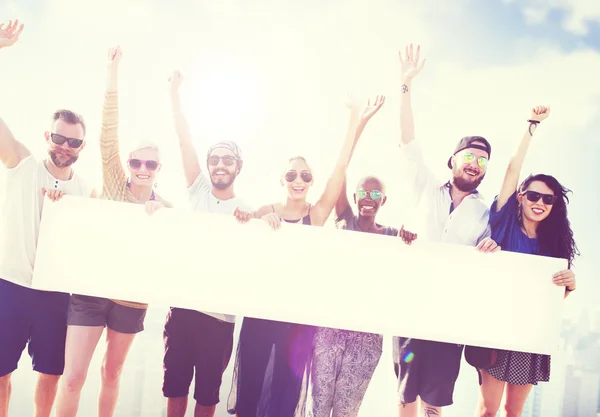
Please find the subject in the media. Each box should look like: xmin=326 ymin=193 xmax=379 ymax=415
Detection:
xmin=1 ymin=1 xmax=598 ymax=307
xmin=1 ymin=1 xmax=599 ymax=416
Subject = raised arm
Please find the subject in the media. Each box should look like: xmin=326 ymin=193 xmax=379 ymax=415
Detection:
xmin=396 ymin=44 xmax=438 ymax=208
xmin=311 ymin=95 xmax=386 ymax=226
xmin=0 ymin=20 xmax=30 ymax=168
xmin=100 ymin=46 xmax=127 ymax=194
xmin=334 ymin=102 xmax=371 ymax=219
xmin=0 ymin=117 xmax=30 ymax=169
xmin=399 ymin=44 xmax=426 ymax=147
xmin=495 ymin=106 xmax=550 ymax=212
xmin=169 ymin=71 xmax=202 ymax=187
xmin=334 ymin=178 xmax=351 ymax=219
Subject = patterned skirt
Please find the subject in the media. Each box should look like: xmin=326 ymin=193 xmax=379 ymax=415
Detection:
xmin=485 ymin=350 xmax=551 ymax=385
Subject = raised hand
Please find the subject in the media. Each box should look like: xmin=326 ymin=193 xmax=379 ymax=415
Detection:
xmin=530 ymin=105 xmax=550 ymax=123
xmin=344 ymin=93 xmax=363 ymax=116
xmin=169 ymin=70 xmax=183 ymax=92
xmin=398 ymin=43 xmax=426 ymax=82
xmin=360 ymin=95 xmax=386 ymax=124
xmin=107 ymin=45 xmax=123 ymax=71
xmin=0 ymin=19 xmax=24 ymax=49
xmin=345 ymin=94 xmax=386 ymax=124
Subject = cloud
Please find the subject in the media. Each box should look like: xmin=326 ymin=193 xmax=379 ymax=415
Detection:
xmin=506 ymin=0 xmax=600 ymax=35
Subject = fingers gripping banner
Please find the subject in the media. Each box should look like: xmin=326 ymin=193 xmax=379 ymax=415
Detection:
xmin=31 ymin=196 xmax=565 ymax=355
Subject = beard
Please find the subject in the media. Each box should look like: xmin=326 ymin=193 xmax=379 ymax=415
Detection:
xmin=49 ymin=149 xmax=78 ymax=168
xmin=452 ymin=168 xmax=485 ymax=192
xmin=210 ymin=170 xmax=237 ymax=189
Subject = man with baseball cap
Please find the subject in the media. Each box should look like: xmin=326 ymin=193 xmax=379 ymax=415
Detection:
xmin=162 ymin=70 xmax=251 ymax=417
xmin=392 ymin=44 xmax=500 ymax=417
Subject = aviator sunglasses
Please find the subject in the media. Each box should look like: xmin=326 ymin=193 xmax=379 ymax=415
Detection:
xmin=356 ymin=188 xmax=383 ymax=201
xmin=50 ymin=133 xmax=83 ymax=149
xmin=207 ymin=155 xmax=237 ymax=166
xmin=461 ymin=152 xmax=488 ymax=169
xmin=285 ymin=171 xmax=313 ymax=183
xmin=522 ymin=191 xmax=558 ymax=205
xmin=128 ymin=159 xmax=159 ymax=171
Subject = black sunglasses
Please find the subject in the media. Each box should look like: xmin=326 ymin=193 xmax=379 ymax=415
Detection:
xmin=128 ymin=159 xmax=159 ymax=171
xmin=207 ymin=155 xmax=237 ymax=167
xmin=285 ymin=171 xmax=313 ymax=183
xmin=50 ymin=133 xmax=83 ymax=148
xmin=522 ymin=191 xmax=558 ymax=205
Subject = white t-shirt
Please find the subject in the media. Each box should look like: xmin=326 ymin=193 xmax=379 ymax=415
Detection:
xmin=0 ymin=155 xmax=93 ymax=287
xmin=187 ymin=172 xmax=251 ymax=323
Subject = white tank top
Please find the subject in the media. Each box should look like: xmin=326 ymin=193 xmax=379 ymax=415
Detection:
xmin=0 ymin=155 xmax=92 ymax=287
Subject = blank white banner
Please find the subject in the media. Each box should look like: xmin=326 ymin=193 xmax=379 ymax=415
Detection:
xmin=32 ymin=196 xmax=566 ymax=355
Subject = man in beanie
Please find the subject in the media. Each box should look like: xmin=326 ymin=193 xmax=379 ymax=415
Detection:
xmin=162 ymin=70 xmax=251 ymax=417
xmin=392 ymin=44 xmax=500 ymax=417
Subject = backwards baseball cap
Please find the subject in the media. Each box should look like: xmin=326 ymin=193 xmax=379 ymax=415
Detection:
xmin=206 ymin=140 xmax=243 ymax=172
xmin=206 ymin=140 xmax=243 ymax=160
xmin=447 ymin=136 xmax=491 ymax=169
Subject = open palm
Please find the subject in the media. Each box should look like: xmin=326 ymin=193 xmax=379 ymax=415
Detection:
xmin=398 ymin=43 xmax=426 ymax=81
xmin=360 ymin=95 xmax=386 ymax=122
xmin=0 ymin=20 xmax=24 ymax=49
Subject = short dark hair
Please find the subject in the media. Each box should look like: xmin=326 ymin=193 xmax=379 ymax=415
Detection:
xmin=52 ymin=110 xmax=86 ymax=136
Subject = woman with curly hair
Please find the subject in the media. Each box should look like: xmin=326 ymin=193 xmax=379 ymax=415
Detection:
xmin=474 ymin=105 xmax=579 ymax=417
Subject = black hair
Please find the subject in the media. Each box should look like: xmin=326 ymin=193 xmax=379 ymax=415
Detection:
xmin=519 ymin=174 xmax=580 ymax=266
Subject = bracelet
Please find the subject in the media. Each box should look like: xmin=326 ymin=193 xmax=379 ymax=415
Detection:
xmin=566 ymin=287 xmax=575 ymax=292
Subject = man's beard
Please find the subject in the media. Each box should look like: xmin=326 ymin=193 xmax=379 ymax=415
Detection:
xmin=49 ymin=150 xmax=78 ymax=168
xmin=452 ymin=169 xmax=485 ymax=192
xmin=210 ymin=170 xmax=236 ymax=190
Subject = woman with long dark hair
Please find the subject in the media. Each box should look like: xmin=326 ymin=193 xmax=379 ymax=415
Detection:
xmin=474 ymin=105 xmax=579 ymax=417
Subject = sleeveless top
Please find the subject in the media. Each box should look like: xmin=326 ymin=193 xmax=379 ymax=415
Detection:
xmin=272 ymin=204 xmax=312 ymax=225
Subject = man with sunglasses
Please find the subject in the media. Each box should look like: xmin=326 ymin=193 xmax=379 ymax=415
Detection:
xmin=162 ymin=70 xmax=250 ymax=417
xmin=0 ymin=20 xmax=96 ymax=417
xmin=392 ymin=44 xmax=500 ymax=417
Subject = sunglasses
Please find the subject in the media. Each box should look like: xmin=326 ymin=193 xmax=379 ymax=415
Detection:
xmin=285 ymin=171 xmax=313 ymax=183
xmin=356 ymin=188 xmax=383 ymax=201
xmin=462 ymin=152 xmax=488 ymax=169
xmin=207 ymin=155 xmax=237 ymax=167
xmin=522 ymin=191 xmax=558 ymax=205
xmin=128 ymin=159 xmax=159 ymax=171
xmin=50 ymin=133 xmax=83 ymax=149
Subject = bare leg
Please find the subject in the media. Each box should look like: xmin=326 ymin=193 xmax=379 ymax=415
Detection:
xmin=166 ymin=397 xmax=188 ymax=417
xmin=420 ymin=399 xmax=441 ymax=416
xmin=0 ymin=373 xmax=11 ymax=417
xmin=474 ymin=369 xmax=505 ymax=417
xmin=194 ymin=403 xmax=216 ymax=417
xmin=398 ymin=399 xmax=418 ymax=417
xmin=98 ymin=328 xmax=136 ymax=417
xmin=34 ymin=373 xmax=61 ymax=417
xmin=502 ymin=383 xmax=533 ymax=417
xmin=55 ymin=325 xmax=104 ymax=417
